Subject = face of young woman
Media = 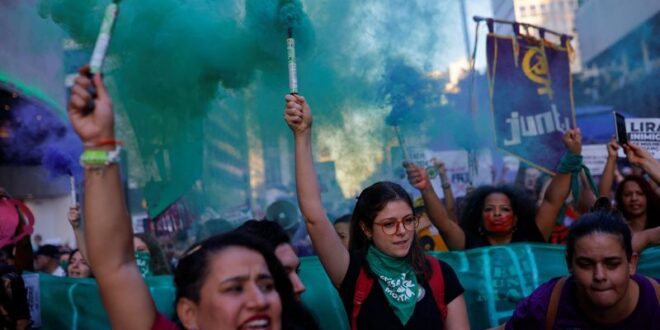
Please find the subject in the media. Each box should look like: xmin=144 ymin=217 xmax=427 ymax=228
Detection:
xmin=569 ymin=233 xmax=637 ymax=311
xmin=481 ymin=193 xmax=517 ymax=236
xmin=621 ymin=181 xmax=647 ymax=217
xmin=367 ymin=200 xmax=416 ymax=258
xmin=133 ymin=236 xmax=149 ymax=254
xmin=67 ymin=251 xmax=92 ymax=278
xmin=334 ymin=222 xmax=350 ymax=249
xmin=187 ymin=246 xmax=282 ymax=330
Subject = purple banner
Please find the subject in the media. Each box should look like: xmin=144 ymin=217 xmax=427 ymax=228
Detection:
xmin=487 ymin=33 xmax=576 ymax=173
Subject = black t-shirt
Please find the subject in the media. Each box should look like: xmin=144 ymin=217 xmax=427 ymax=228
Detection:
xmin=338 ymin=252 xmax=464 ymax=329
xmin=463 ymin=223 xmax=546 ymax=249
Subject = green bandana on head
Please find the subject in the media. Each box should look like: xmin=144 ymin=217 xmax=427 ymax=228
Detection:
xmin=135 ymin=251 xmax=152 ymax=277
xmin=366 ymin=245 xmax=418 ymax=325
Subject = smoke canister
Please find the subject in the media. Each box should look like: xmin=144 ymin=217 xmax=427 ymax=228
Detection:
xmin=287 ymin=36 xmax=298 ymax=94
xmin=90 ymin=2 xmax=119 ymax=74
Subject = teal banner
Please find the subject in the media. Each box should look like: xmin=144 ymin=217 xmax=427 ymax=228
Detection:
xmin=34 ymin=244 xmax=660 ymax=329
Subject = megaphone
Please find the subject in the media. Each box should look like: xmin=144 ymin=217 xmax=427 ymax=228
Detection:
xmin=265 ymin=200 xmax=300 ymax=238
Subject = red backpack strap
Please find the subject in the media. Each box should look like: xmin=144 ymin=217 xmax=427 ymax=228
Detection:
xmin=426 ymin=255 xmax=447 ymax=321
xmin=352 ymin=266 xmax=375 ymax=330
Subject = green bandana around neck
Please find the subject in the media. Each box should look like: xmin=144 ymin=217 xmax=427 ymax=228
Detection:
xmin=365 ymin=245 xmax=418 ymax=325
xmin=557 ymin=152 xmax=600 ymax=209
xmin=135 ymin=251 xmax=152 ymax=277
xmin=60 ymin=260 xmax=69 ymax=272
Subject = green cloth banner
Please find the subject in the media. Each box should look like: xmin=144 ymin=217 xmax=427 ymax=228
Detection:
xmin=34 ymin=244 xmax=660 ymax=329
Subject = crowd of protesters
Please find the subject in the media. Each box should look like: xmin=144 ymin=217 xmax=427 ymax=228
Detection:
xmin=0 ymin=71 xmax=659 ymax=329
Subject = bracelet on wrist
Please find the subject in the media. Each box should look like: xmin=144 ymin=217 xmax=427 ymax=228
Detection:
xmin=80 ymin=147 xmax=121 ymax=168
xmin=83 ymin=138 xmax=123 ymax=149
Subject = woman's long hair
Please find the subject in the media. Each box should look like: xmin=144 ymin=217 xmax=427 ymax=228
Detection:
xmin=134 ymin=233 xmax=172 ymax=275
xmin=348 ymin=181 xmax=430 ymax=281
xmin=614 ymin=175 xmax=660 ymax=229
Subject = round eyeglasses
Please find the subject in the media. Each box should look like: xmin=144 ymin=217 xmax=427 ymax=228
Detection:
xmin=373 ymin=215 xmax=419 ymax=235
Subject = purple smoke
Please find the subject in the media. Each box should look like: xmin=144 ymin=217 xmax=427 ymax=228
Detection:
xmin=0 ymin=100 xmax=83 ymax=180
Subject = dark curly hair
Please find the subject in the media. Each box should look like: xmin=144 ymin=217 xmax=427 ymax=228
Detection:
xmin=458 ymin=185 xmax=538 ymax=239
xmin=614 ymin=175 xmax=660 ymax=229
xmin=349 ymin=181 xmax=431 ymax=281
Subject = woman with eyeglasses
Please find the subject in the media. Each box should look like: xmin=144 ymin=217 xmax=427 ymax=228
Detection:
xmin=284 ymin=94 xmax=469 ymax=330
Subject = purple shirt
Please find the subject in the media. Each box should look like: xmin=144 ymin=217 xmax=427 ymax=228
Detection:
xmin=506 ymin=274 xmax=660 ymax=330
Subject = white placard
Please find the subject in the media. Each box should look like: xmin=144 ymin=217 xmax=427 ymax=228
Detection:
xmin=626 ymin=118 xmax=660 ymax=159
xmin=581 ymin=144 xmax=609 ymax=175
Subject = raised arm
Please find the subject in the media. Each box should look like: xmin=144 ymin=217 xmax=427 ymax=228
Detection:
xmin=433 ymin=159 xmax=458 ymax=223
xmin=67 ymin=204 xmax=89 ymax=264
xmin=405 ymin=163 xmax=466 ymax=250
xmin=536 ymin=129 xmax=585 ymax=241
xmin=284 ymin=94 xmax=348 ymax=287
xmin=68 ymin=68 xmax=155 ymax=329
xmin=599 ymin=138 xmax=619 ymax=198
xmin=576 ymin=171 xmax=597 ymax=215
xmin=624 ymin=143 xmax=660 ymax=185
xmin=632 ymin=226 xmax=660 ymax=254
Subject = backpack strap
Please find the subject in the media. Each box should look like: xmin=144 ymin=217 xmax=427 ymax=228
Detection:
xmin=352 ymin=267 xmax=375 ymax=330
xmin=644 ymin=276 xmax=660 ymax=304
xmin=426 ymin=255 xmax=447 ymax=320
xmin=545 ymin=276 xmax=567 ymax=330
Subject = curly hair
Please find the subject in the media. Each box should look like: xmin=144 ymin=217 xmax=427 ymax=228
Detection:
xmin=614 ymin=175 xmax=660 ymax=229
xmin=349 ymin=181 xmax=430 ymax=281
xmin=458 ymin=185 xmax=538 ymax=239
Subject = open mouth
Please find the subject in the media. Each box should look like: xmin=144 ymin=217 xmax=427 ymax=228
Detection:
xmin=240 ymin=316 xmax=271 ymax=330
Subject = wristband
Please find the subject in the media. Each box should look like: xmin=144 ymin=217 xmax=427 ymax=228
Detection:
xmin=442 ymin=182 xmax=451 ymax=189
xmin=80 ymin=147 xmax=121 ymax=167
xmin=84 ymin=139 xmax=123 ymax=148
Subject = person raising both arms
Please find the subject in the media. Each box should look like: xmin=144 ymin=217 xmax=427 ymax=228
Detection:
xmin=284 ymin=94 xmax=470 ymax=330
xmin=405 ymin=129 xmax=585 ymax=250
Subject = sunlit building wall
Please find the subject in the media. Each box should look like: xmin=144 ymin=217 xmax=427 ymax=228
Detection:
xmin=575 ymin=0 xmax=660 ymax=117
xmin=492 ymin=0 xmax=582 ymax=72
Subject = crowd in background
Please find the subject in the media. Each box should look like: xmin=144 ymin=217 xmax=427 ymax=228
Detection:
xmin=0 ymin=73 xmax=659 ymax=329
